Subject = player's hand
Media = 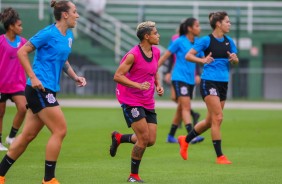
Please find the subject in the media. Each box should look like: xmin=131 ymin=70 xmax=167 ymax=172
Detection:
xmin=227 ymin=51 xmax=239 ymax=64
xmin=75 ymin=76 xmax=87 ymax=87
xmin=139 ymin=81 xmax=151 ymax=90
xmin=30 ymin=76 xmax=45 ymax=92
xmin=156 ymin=85 xmax=164 ymax=96
xmin=202 ymin=52 xmax=214 ymax=64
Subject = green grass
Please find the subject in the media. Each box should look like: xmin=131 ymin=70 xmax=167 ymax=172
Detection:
xmin=1 ymin=107 xmax=281 ymax=184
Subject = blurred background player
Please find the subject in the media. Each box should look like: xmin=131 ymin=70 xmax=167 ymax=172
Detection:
xmin=0 ymin=7 xmax=27 ymax=150
xmin=158 ymin=18 xmax=204 ymax=144
xmin=110 ymin=21 xmax=163 ymax=182
xmin=179 ymin=11 xmax=239 ymax=164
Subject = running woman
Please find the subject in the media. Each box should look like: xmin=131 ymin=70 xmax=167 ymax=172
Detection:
xmin=0 ymin=7 xmax=27 ymax=150
xmin=158 ymin=18 xmax=205 ymax=144
xmin=179 ymin=11 xmax=239 ymax=164
xmin=0 ymin=1 xmax=86 ymax=183
xmin=110 ymin=21 xmax=164 ymax=182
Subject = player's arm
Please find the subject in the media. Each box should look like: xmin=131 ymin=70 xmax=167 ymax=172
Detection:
xmin=158 ymin=50 xmax=172 ymax=67
xmin=114 ymin=54 xmax=150 ymax=90
xmin=63 ymin=61 xmax=86 ymax=87
xmin=186 ymin=48 xmax=214 ymax=64
xmin=154 ymin=72 xmax=164 ymax=96
xmin=17 ymin=41 xmax=45 ymax=91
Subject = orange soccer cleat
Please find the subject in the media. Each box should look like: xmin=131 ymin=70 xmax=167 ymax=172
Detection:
xmin=42 ymin=178 xmax=60 ymax=184
xmin=216 ymin=155 xmax=232 ymax=164
xmin=178 ymin=135 xmax=189 ymax=160
xmin=0 ymin=176 xmax=5 ymax=184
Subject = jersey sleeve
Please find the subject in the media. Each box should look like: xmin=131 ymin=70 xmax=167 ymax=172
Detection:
xmin=29 ymin=27 xmax=51 ymax=49
xmin=227 ymin=36 xmax=238 ymax=54
xmin=168 ymin=38 xmax=180 ymax=54
xmin=193 ymin=36 xmax=210 ymax=54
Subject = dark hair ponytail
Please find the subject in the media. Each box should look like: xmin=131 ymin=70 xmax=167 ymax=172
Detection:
xmin=179 ymin=17 xmax=197 ymax=36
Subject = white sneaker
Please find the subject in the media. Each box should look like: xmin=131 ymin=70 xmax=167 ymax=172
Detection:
xmin=5 ymin=136 xmax=15 ymax=145
xmin=0 ymin=143 xmax=8 ymax=151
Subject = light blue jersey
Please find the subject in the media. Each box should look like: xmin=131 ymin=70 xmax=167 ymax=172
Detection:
xmin=193 ymin=35 xmax=237 ymax=82
xmin=27 ymin=24 xmax=74 ymax=92
xmin=169 ymin=35 xmax=203 ymax=85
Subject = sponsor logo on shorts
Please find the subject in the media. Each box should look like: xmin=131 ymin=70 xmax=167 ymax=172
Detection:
xmin=46 ymin=93 xmax=56 ymax=104
xmin=131 ymin=108 xmax=140 ymax=118
xmin=209 ymin=88 xmax=217 ymax=96
xmin=180 ymin=86 xmax=188 ymax=95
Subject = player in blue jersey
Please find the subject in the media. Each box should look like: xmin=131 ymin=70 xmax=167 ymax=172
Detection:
xmin=178 ymin=11 xmax=239 ymax=164
xmin=0 ymin=1 xmax=86 ymax=184
xmin=158 ymin=18 xmax=205 ymax=144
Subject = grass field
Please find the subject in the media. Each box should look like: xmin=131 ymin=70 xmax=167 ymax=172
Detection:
xmin=0 ymin=106 xmax=281 ymax=184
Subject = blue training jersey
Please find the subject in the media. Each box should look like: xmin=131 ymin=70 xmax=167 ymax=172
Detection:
xmin=169 ymin=35 xmax=203 ymax=85
xmin=27 ymin=24 xmax=74 ymax=92
xmin=193 ymin=35 xmax=237 ymax=82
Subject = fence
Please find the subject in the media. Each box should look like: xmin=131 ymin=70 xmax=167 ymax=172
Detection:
xmin=59 ymin=65 xmax=282 ymax=100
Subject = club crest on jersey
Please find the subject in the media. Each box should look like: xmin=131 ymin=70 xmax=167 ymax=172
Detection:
xmin=68 ymin=38 xmax=73 ymax=48
xmin=46 ymin=93 xmax=56 ymax=104
xmin=131 ymin=108 xmax=140 ymax=118
xmin=180 ymin=86 xmax=188 ymax=95
xmin=209 ymin=88 xmax=217 ymax=96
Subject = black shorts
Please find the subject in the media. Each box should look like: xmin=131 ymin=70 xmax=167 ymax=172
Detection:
xmin=25 ymin=85 xmax=59 ymax=114
xmin=0 ymin=91 xmax=25 ymax=103
xmin=121 ymin=104 xmax=157 ymax=128
xmin=172 ymin=80 xmax=194 ymax=99
xmin=200 ymin=79 xmax=228 ymax=101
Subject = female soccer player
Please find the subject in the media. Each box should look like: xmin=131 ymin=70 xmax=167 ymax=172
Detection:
xmin=178 ymin=11 xmax=239 ymax=164
xmin=158 ymin=18 xmax=205 ymax=144
xmin=0 ymin=1 xmax=86 ymax=183
xmin=0 ymin=7 xmax=27 ymax=150
xmin=110 ymin=21 xmax=164 ymax=182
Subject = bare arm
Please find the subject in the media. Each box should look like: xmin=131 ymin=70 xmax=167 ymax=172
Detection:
xmin=186 ymin=48 xmax=214 ymax=64
xmin=158 ymin=50 xmax=172 ymax=68
xmin=227 ymin=51 xmax=239 ymax=65
xmin=113 ymin=54 xmax=150 ymax=90
xmin=63 ymin=61 xmax=86 ymax=87
xmin=17 ymin=41 xmax=45 ymax=91
xmin=154 ymin=72 xmax=164 ymax=96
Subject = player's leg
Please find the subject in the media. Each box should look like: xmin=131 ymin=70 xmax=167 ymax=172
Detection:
xmin=0 ymin=101 xmax=7 ymax=151
xmin=6 ymin=94 xmax=27 ymax=145
xmin=0 ymin=109 xmax=44 ymax=181
xmin=38 ymin=106 xmax=67 ymax=182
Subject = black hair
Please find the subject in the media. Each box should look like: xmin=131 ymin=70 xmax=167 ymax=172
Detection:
xmin=209 ymin=11 xmax=228 ymax=30
xmin=50 ymin=0 xmax=71 ymax=21
xmin=179 ymin=17 xmax=197 ymax=36
xmin=0 ymin=7 xmax=20 ymax=31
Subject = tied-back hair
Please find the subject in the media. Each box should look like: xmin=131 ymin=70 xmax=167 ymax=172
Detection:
xmin=209 ymin=11 xmax=228 ymax=30
xmin=50 ymin=0 xmax=70 ymax=21
xmin=0 ymin=7 xmax=20 ymax=31
xmin=179 ymin=17 xmax=197 ymax=36
xmin=136 ymin=21 xmax=156 ymax=41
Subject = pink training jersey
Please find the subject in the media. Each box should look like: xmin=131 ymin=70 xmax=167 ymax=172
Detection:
xmin=116 ymin=45 xmax=160 ymax=109
xmin=0 ymin=35 xmax=27 ymax=93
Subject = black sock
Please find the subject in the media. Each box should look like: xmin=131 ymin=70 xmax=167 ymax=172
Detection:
xmin=190 ymin=109 xmax=195 ymax=116
xmin=0 ymin=155 xmax=15 ymax=176
xmin=168 ymin=124 xmax=178 ymax=136
xmin=0 ymin=134 xmax=2 ymax=143
xmin=120 ymin=134 xmax=134 ymax=144
xmin=9 ymin=127 xmax=19 ymax=138
xmin=44 ymin=160 xmax=57 ymax=181
xmin=185 ymin=129 xmax=199 ymax=143
xmin=131 ymin=158 xmax=141 ymax=174
xmin=213 ymin=140 xmax=223 ymax=157
xmin=185 ymin=124 xmax=192 ymax=134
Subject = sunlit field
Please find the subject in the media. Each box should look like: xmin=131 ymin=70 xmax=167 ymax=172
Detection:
xmin=1 ymin=107 xmax=281 ymax=184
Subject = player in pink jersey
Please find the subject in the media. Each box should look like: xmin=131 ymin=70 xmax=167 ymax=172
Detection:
xmin=0 ymin=7 xmax=27 ymax=151
xmin=110 ymin=21 xmax=164 ymax=183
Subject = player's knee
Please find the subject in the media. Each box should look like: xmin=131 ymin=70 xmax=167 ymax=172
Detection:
xmin=147 ymin=140 xmax=156 ymax=147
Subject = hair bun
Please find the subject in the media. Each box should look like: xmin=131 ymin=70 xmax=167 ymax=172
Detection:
xmin=50 ymin=0 xmax=57 ymax=8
